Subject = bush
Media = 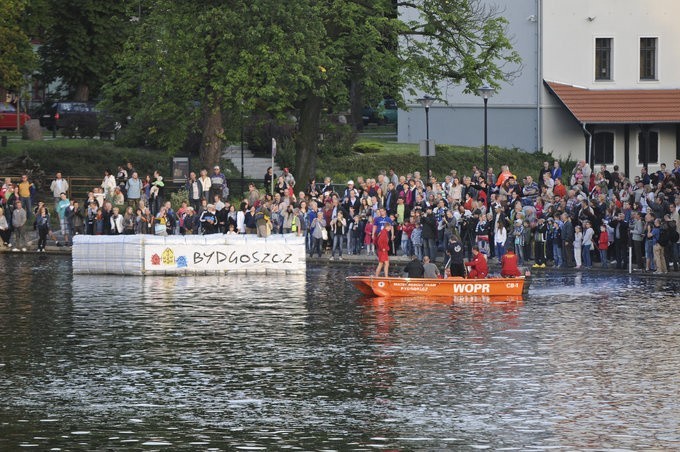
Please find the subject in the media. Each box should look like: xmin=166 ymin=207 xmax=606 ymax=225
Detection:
xmin=170 ymin=188 xmax=189 ymax=211
xmin=317 ymin=144 xmax=573 ymax=183
xmin=244 ymin=114 xmax=296 ymax=155
xmin=352 ymin=142 xmax=384 ymax=154
xmin=318 ymin=118 xmax=356 ymax=157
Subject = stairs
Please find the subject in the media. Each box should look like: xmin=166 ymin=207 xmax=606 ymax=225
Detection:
xmin=222 ymin=145 xmax=282 ymax=180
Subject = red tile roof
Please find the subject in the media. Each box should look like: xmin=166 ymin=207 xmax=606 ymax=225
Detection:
xmin=544 ymin=80 xmax=680 ymax=124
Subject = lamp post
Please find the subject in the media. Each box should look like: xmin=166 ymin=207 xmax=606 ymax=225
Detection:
xmin=240 ymin=113 xmax=245 ymax=198
xmin=417 ymin=95 xmax=435 ymax=179
xmin=477 ymin=85 xmax=494 ymax=182
xmin=240 ymin=100 xmax=246 ymax=198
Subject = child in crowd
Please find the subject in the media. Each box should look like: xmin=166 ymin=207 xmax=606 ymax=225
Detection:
xmin=513 ymin=219 xmax=524 ymax=264
xmin=411 ymin=222 xmax=423 ymax=261
xmin=364 ymin=216 xmax=374 ymax=255
xmin=598 ymin=224 xmax=609 ymax=268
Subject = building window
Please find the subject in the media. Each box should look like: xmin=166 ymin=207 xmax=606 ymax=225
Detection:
xmin=593 ymin=132 xmax=614 ymax=164
xmin=640 ymin=37 xmax=657 ymax=80
xmin=595 ymin=38 xmax=612 ymax=80
xmin=637 ymin=130 xmax=659 ymax=165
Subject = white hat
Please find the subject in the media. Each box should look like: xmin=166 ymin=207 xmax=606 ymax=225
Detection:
xmin=347 ymin=180 xmax=354 ymax=185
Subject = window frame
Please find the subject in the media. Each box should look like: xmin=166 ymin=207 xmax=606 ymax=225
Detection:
xmin=639 ymin=37 xmax=658 ymax=81
xmin=594 ymin=37 xmax=613 ymax=81
xmin=592 ymin=131 xmax=615 ymax=165
xmin=637 ymin=130 xmax=659 ymax=165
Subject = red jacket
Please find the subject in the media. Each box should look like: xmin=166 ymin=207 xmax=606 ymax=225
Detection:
xmin=598 ymin=230 xmax=609 ymax=250
xmin=501 ymin=252 xmax=521 ymax=277
xmin=465 ymin=252 xmax=488 ymax=278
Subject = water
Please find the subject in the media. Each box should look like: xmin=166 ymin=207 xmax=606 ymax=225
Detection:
xmin=1 ymin=254 xmax=679 ymax=450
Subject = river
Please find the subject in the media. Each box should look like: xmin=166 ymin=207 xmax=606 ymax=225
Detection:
xmin=0 ymin=254 xmax=678 ymax=450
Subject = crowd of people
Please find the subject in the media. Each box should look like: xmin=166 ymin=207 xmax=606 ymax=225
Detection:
xmin=1 ymin=157 xmax=679 ymax=277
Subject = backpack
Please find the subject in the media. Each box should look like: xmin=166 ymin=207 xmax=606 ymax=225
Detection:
xmin=669 ymin=228 xmax=680 ymax=244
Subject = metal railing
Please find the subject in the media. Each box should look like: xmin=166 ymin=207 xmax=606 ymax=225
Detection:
xmin=0 ymin=175 xmax=268 ymax=203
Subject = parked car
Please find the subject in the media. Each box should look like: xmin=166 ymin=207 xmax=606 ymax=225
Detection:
xmin=0 ymin=102 xmax=31 ymax=129
xmin=362 ymin=98 xmax=398 ymax=125
xmin=39 ymin=101 xmax=118 ymax=138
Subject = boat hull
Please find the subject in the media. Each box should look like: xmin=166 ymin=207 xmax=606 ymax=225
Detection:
xmin=347 ymin=276 xmax=527 ymax=298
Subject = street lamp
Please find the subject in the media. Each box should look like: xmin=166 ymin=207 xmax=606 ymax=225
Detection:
xmin=417 ymin=95 xmax=435 ymax=179
xmin=240 ymin=100 xmax=246 ymax=197
xmin=477 ymin=85 xmax=494 ymax=185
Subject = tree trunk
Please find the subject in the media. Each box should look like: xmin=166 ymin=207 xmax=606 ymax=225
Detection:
xmin=74 ymin=84 xmax=89 ymax=101
xmin=295 ymin=95 xmax=323 ymax=184
xmin=200 ymin=101 xmax=224 ymax=169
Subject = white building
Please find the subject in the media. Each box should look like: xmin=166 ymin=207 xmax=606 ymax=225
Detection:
xmin=399 ymin=0 xmax=680 ymax=177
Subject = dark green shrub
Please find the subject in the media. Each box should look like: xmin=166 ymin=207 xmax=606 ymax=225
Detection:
xmin=352 ymin=142 xmax=384 ymax=154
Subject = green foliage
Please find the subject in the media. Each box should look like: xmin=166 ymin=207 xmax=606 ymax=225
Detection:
xmin=399 ymin=0 xmax=521 ymax=96
xmin=318 ymin=145 xmax=568 ymax=184
xmin=0 ymin=0 xmax=37 ymax=90
xmin=318 ymin=119 xmax=356 ymax=157
xmin=102 ymin=0 xmax=325 ymax=163
xmin=169 ymin=189 xmax=189 ymax=212
xmin=39 ymin=1 xmax=133 ymax=100
xmin=274 ymin=139 xmax=297 ymax=174
xmin=244 ymin=114 xmax=296 ymax=155
xmin=352 ymin=142 xmax=384 ymax=154
xmin=0 ymin=139 xmax=171 ymax=177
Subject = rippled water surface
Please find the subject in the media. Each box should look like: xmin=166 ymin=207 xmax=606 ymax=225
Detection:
xmin=0 ymin=254 xmax=679 ymax=450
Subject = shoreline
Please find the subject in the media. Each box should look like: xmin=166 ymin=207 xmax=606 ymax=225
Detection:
xmin=3 ymin=240 xmax=679 ymax=279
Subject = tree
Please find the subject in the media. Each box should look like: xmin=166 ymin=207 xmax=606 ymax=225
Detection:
xmin=103 ymin=0 xmax=518 ymax=176
xmin=39 ymin=0 xmax=133 ymax=101
xmin=293 ymin=0 xmax=520 ymax=181
xmin=0 ymin=0 xmax=37 ymax=92
xmin=103 ymin=0 xmax=326 ymax=166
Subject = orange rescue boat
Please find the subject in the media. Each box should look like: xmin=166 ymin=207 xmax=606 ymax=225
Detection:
xmin=346 ymin=275 xmax=528 ymax=298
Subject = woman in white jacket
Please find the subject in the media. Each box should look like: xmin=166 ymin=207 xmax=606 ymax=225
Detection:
xmin=495 ymin=221 xmax=507 ymax=262
xmin=101 ymin=169 xmax=117 ymax=202
xmin=573 ymin=225 xmax=583 ymax=268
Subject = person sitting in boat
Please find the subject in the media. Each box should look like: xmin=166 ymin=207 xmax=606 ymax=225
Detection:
xmin=465 ymin=245 xmax=488 ymax=279
xmin=423 ymin=256 xmax=440 ymax=278
xmin=403 ymin=254 xmax=425 ymax=278
xmin=501 ymin=247 xmax=522 ymax=277
xmin=445 ymin=234 xmax=466 ymax=278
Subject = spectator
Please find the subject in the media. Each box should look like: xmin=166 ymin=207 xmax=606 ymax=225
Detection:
xmin=50 ymin=172 xmax=69 ymax=210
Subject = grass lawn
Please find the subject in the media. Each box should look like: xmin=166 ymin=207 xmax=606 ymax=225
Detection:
xmin=0 ymin=136 xmax=173 ymax=178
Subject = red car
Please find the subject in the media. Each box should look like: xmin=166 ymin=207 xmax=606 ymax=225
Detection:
xmin=0 ymin=102 xmax=31 ymax=129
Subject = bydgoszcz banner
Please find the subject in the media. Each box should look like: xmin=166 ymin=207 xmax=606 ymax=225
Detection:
xmin=144 ymin=241 xmax=304 ymax=273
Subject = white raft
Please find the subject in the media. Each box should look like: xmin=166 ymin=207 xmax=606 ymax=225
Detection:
xmin=72 ymin=234 xmax=306 ymax=275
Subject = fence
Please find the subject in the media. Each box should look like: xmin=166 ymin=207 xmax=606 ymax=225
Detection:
xmin=0 ymin=175 xmax=266 ymax=205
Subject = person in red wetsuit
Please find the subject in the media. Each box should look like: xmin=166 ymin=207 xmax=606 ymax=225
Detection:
xmin=375 ymin=223 xmax=393 ymax=277
xmin=465 ymin=245 xmax=488 ymax=279
xmin=501 ymin=248 xmax=522 ymax=277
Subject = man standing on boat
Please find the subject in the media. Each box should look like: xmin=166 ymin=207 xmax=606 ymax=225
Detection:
xmin=465 ymin=246 xmax=488 ymax=278
xmin=445 ymin=234 xmax=466 ymax=277
xmin=375 ymin=223 xmax=393 ymax=277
